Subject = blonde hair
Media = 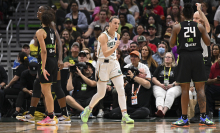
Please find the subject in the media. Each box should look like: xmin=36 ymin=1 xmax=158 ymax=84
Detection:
xmin=162 ymin=52 xmax=176 ymax=67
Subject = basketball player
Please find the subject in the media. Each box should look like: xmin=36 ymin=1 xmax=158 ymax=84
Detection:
xmin=81 ymin=16 xmax=134 ymax=124
xmin=17 ymin=6 xmax=70 ymax=125
xmin=169 ymin=3 xmax=215 ymax=127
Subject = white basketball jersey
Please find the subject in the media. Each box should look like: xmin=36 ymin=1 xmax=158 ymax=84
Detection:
xmin=97 ymin=31 xmax=117 ymax=60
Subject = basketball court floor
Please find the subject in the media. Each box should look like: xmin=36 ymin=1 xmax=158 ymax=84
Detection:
xmin=0 ymin=117 xmax=219 ymax=132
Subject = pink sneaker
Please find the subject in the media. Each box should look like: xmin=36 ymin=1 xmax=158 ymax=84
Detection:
xmin=37 ymin=116 xmax=56 ymax=126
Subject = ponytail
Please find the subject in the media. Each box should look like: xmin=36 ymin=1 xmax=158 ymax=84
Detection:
xmin=18 ymin=52 xmax=29 ymax=68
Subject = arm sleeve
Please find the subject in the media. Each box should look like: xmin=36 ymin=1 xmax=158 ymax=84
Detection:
xmin=0 ymin=66 xmax=7 ymax=84
xmin=90 ymin=0 xmax=95 ymax=10
xmin=134 ymin=5 xmax=140 ymax=13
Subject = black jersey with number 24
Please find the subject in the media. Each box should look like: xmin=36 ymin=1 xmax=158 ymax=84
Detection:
xmin=37 ymin=27 xmax=56 ymax=62
xmin=177 ymin=21 xmax=202 ymax=54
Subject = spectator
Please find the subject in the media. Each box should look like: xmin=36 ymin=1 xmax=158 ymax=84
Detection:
xmin=148 ymin=24 xmax=161 ymax=46
xmin=65 ymin=1 xmax=88 ymax=31
xmin=29 ymin=34 xmax=38 ymax=58
xmin=119 ymin=31 xmax=133 ymax=57
xmin=92 ymin=50 xmax=98 ymax=68
xmin=137 ymin=35 xmax=157 ymax=53
xmin=75 ymin=36 xmax=86 ymax=51
xmin=152 ymin=52 xmax=181 ymax=117
xmin=147 ymin=15 xmax=162 ymax=38
xmin=88 ymin=25 xmax=102 ymax=51
xmin=140 ymin=45 xmax=158 ymax=74
xmin=61 ymin=29 xmax=74 ymax=51
xmin=118 ymin=13 xmax=133 ymax=35
xmin=211 ymin=44 xmax=220 ymax=64
xmin=61 ymin=37 xmax=69 ymax=59
xmin=64 ymin=42 xmax=80 ymax=67
xmin=124 ymin=51 xmax=151 ymax=80
xmin=201 ymin=2 xmax=214 ymax=26
xmin=0 ymin=66 xmax=7 ymax=115
xmin=83 ymin=10 xmax=109 ymax=38
xmin=117 ymin=49 xmax=126 ymax=69
xmin=118 ymin=4 xmax=136 ymax=27
xmin=83 ymin=48 xmax=93 ymax=64
xmin=150 ymin=0 xmax=164 ymax=18
xmin=107 ymin=68 xmax=151 ymax=119
xmin=93 ymin=0 xmax=115 ymax=21
xmin=206 ymin=53 xmax=220 ymax=116
xmin=123 ymin=0 xmax=140 ymax=21
xmin=133 ymin=25 xmax=145 ymax=43
xmin=93 ymin=4 xmax=112 ymax=22
xmin=13 ymin=44 xmax=37 ymax=68
xmin=163 ymin=15 xmax=175 ymax=33
xmin=170 ymin=5 xmax=183 ymax=23
xmin=0 ymin=52 xmax=29 ymax=114
xmin=152 ymin=40 xmax=168 ymax=65
xmin=66 ymin=62 xmax=97 ymax=115
xmin=63 ymin=18 xmax=82 ymax=40
xmin=76 ymin=0 xmax=95 ymax=13
xmin=143 ymin=0 xmax=166 ymax=10
xmin=48 ymin=0 xmax=69 ymax=11
xmin=215 ymin=25 xmax=220 ymax=44
xmin=124 ymin=42 xmax=139 ymax=64
xmin=166 ymin=0 xmax=183 ymax=15
xmin=12 ymin=62 xmax=38 ymax=117
xmin=78 ymin=51 xmax=89 ymax=63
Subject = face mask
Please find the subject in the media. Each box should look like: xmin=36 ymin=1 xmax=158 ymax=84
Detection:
xmin=158 ymin=47 xmax=165 ymax=54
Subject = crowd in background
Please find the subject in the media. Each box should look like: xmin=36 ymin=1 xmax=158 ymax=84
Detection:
xmin=1 ymin=0 xmax=220 ymax=120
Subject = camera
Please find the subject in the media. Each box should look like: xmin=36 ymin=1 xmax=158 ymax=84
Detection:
xmin=69 ymin=60 xmax=88 ymax=76
xmin=122 ymin=65 xmax=139 ymax=83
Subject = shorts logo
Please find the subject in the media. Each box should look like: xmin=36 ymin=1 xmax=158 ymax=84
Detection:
xmin=33 ymin=67 xmax=35 ymax=70
xmin=118 ymin=70 xmax=121 ymax=74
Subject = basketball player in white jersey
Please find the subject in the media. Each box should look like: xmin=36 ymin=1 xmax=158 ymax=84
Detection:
xmin=190 ymin=3 xmax=212 ymax=123
xmin=81 ymin=16 xmax=134 ymax=124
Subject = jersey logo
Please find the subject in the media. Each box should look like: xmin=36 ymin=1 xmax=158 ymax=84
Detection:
xmin=107 ymin=42 xmax=116 ymax=47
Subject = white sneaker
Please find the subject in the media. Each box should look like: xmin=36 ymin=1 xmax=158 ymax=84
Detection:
xmin=97 ymin=109 xmax=104 ymax=118
xmin=58 ymin=115 xmax=71 ymax=124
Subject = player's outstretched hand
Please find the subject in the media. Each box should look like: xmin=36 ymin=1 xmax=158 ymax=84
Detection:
xmin=115 ymin=40 xmax=120 ymax=48
xmin=196 ymin=3 xmax=201 ymax=11
xmin=43 ymin=69 xmax=50 ymax=81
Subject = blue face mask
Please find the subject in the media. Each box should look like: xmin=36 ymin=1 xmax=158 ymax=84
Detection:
xmin=158 ymin=47 xmax=165 ymax=54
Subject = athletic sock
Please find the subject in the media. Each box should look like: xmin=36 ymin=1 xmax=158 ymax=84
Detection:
xmin=200 ymin=113 xmax=206 ymax=119
xmin=122 ymin=111 xmax=127 ymax=117
xmin=29 ymin=106 xmax=36 ymax=116
xmin=182 ymin=115 xmax=187 ymax=120
xmin=48 ymin=112 xmax=54 ymax=119
xmin=61 ymin=107 xmax=68 ymax=116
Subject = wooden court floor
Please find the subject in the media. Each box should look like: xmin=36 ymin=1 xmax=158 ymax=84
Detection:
xmin=0 ymin=117 xmax=219 ymax=133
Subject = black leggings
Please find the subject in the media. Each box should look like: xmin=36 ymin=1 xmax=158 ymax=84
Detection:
xmin=107 ymin=106 xmax=150 ymax=119
xmin=16 ymin=91 xmax=32 ymax=108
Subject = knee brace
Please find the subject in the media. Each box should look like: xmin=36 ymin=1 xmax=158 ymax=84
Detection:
xmin=32 ymin=78 xmax=42 ymax=98
xmin=52 ymin=80 xmax=65 ymax=99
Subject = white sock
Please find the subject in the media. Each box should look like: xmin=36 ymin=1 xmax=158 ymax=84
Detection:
xmin=122 ymin=111 xmax=127 ymax=116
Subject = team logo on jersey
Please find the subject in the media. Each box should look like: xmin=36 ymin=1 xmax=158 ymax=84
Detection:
xmin=107 ymin=42 xmax=116 ymax=47
xmin=118 ymin=70 xmax=121 ymax=74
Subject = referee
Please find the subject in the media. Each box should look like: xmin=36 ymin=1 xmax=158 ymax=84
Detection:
xmin=169 ymin=3 xmax=215 ymax=127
